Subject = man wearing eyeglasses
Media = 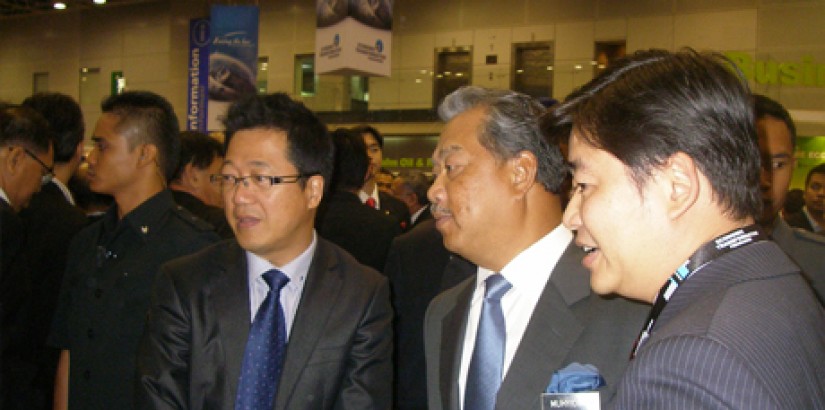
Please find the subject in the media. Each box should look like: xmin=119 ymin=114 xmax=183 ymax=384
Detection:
xmin=47 ymin=91 xmax=219 ymax=410
xmin=5 ymin=93 xmax=90 ymax=410
xmin=0 ymin=103 xmax=54 ymax=410
xmin=136 ymin=93 xmax=393 ymax=410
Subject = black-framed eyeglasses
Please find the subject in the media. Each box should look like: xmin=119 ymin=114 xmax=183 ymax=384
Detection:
xmin=21 ymin=147 xmax=54 ymax=185
xmin=210 ymin=173 xmax=318 ymax=191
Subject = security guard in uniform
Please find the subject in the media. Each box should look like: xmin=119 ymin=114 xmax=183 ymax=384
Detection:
xmin=48 ymin=91 xmax=219 ymax=410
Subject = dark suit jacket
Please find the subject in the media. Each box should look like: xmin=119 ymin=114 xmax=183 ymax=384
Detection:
xmin=383 ymin=220 xmax=474 ymax=410
xmin=771 ymin=217 xmax=825 ymax=304
xmin=8 ymin=182 xmax=87 ymax=409
xmin=316 ymin=190 xmax=401 ymax=271
xmin=378 ymin=191 xmax=411 ymax=231
xmin=784 ymin=208 xmax=818 ymax=233
xmin=0 ymin=198 xmax=27 ymax=408
xmin=410 ymin=204 xmax=433 ymax=230
xmin=611 ymin=241 xmax=825 ymax=409
xmin=425 ymin=241 xmax=649 ymax=410
xmin=171 ymin=190 xmax=233 ymax=239
xmin=136 ymin=238 xmax=393 ymax=410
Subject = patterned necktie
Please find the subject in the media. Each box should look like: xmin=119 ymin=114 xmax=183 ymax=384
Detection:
xmin=365 ymin=197 xmax=377 ymax=209
xmin=464 ymin=274 xmax=512 ymax=410
xmin=235 ymin=269 xmax=290 ymax=410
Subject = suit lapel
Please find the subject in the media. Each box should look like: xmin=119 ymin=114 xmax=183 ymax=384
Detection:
xmin=208 ymin=242 xmax=251 ymax=402
xmin=496 ymin=243 xmax=590 ymax=409
xmin=440 ymin=278 xmax=475 ymax=410
xmin=275 ymin=239 xmax=344 ymax=410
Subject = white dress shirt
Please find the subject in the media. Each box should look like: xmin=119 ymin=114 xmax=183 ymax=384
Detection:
xmin=52 ymin=178 xmax=76 ymax=205
xmin=0 ymin=187 xmax=10 ymax=205
xmin=457 ymin=225 xmax=574 ymax=408
xmin=358 ymin=185 xmax=381 ymax=209
xmin=246 ymin=232 xmax=316 ymax=337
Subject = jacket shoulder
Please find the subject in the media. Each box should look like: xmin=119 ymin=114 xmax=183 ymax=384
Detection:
xmin=170 ymin=204 xmax=222 ymax=235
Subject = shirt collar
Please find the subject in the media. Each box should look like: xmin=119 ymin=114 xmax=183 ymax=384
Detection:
xmin=101 ymin=190 xmax=176 ymax=241
xmin=51 ymin=179 xmax=76 ymax=205
xmin=803 ymin=207 xmax=823 ymax=232
xmin=357 ymin=185 xmax=381 ymax=208
xmin=246 ymin=231 xmax=317 ymax=291
xmin=0 ymin=187 xmax=9 ymax=206
xmin=476 ymin=224 xmax=573 ymax=294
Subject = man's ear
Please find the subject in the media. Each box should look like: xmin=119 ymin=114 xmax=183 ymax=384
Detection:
xmin=305 ymin=175 xmax=325 ymax=208
xmin=509 ymin=150 xmax=538 ymax=195
xmin=138 ymin=144 xmax=159 ymax=167
xmin=2 ymin=146 xmax=24 ymax=175
xmin=661 ymin=152 xmax=700 ymax=220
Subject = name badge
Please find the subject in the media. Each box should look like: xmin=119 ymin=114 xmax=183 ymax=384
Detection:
xmin=541 ymin=392 xmax=600 ymax=410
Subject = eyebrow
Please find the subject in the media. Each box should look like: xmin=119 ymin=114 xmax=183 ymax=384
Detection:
xmin=433 ymin=144 xmax=463 ymax=161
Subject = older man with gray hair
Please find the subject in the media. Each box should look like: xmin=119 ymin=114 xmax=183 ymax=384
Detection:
xmin=423 ymin=86 xmax=647 ymax=410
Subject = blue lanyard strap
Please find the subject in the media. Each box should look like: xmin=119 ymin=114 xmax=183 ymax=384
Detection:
xmin=630 ymin=224 xmax=766 ymax=359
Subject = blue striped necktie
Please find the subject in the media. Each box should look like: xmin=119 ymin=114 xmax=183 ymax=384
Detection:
xmin=464 ymin=274 xmax=511 ymax=410
xmin=235 ymin=269 xmax=290 ymax=410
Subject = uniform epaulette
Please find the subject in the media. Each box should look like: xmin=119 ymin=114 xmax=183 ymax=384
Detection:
xmin=173 ymin=204 xmax=218 ymax=232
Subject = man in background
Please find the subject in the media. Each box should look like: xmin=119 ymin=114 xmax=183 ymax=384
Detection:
xmin=391 ymin=172 xmax=432 ymax=228
xmin=12 ymin=93 xmax=89 ymax=410
xmin=559 ymin=49 xmax=824 ymax=408
xmin=354 ymin=125 xmax=410 ymax=230
xmin=753 ymin=94 xmax=825 ymax=302
xmin=49 ymin=91 xmax=218 ymax=410
xmin=786 ymin=163 xmax=825 ymax=235
xmin=316 ymin=128 xmax=401 ymax=271
xmin=169 ymin=130 xmax=232 ymax=238
xmin=0 ymin=103 xmax=54 ymax=410
xmin=424 ymin=86 xmax=647 ymax=410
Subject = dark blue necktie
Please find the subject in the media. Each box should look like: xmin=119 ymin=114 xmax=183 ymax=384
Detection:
xmin=235 ymin=269 xmax=290 ymax=410
xmin=464 ymin=274 xmax=512 ymax=410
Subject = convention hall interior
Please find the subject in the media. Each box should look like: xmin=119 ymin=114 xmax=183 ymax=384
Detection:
xmin=2 ymin=0 xmax=825 ymax=178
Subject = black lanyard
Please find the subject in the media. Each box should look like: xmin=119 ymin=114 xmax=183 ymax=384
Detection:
xmin=629 ymin=224 xmax=766 ymax=359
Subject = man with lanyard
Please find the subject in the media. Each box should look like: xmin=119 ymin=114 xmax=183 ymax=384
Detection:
xmin=557 ymin=49 xmax=825 ymax=408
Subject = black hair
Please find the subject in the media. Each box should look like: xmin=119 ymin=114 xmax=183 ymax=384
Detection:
xmin=0 ymin=104 xmax=52 ymax=154
xmin=352 ymin=125 xmax=384 ymax=148
xmin=753 ymin=94 xmax=796 ymax=149
xmin=329 ymin=127 xmax=370 ymax=192
xmin=223 ymin=93 xmax=333 ymax=189
xmin=557 ymin=48 xmax=761 ymax=221
xmin=22 ymin=93 xmax=84 ymax=163
xmin=172 ymin=131 xmax=224 ymax=181
xmin=806 ymin=163 xmax=825 ymax=187
xmin=101 ymin=91 xmax=180 ymax=181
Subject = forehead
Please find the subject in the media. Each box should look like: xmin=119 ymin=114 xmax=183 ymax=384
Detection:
xmin=434 ymin=107 xmax=487 ymax=159
xmin=363 ymin=133 xmax=380 ymax=147
xmin=225 ymin=128 xmax=292 ymax=168
xmin=93 ymin=113 xmax=123 ymax=138
xmin=757 ymin=116 xmax=793 ymax=151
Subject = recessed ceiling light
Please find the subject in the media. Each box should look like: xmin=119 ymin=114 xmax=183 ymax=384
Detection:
xmin=54 ymin=2 xmax=67 ymax=10
xmin=94 ymin=0 xmax=107 ymax=4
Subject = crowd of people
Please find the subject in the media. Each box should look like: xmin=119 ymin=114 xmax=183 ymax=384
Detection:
xmin=1 ymin=47 xmax=823 ymax=410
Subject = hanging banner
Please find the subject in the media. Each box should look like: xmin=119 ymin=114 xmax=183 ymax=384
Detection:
xmin=207 ymin=5 xmax=259 ymax=131
xmin=187 ymin=18 xmax=210 ymax=132
xmin=315 ymin=0 xmax=393 ymax=77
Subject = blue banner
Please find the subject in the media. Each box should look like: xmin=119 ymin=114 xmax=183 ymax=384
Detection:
xmin=208 ymin=5 xmax=259 ymax=131
xmin=187 ymin=18 xmax=210 ymax=132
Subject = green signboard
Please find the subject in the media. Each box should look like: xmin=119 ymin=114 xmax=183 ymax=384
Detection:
xmin=792 ymin=136 xmax=825 ymax=189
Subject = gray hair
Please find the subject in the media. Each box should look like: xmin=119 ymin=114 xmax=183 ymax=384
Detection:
xmin=437 ymin=86 xmax=567 ymax=193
